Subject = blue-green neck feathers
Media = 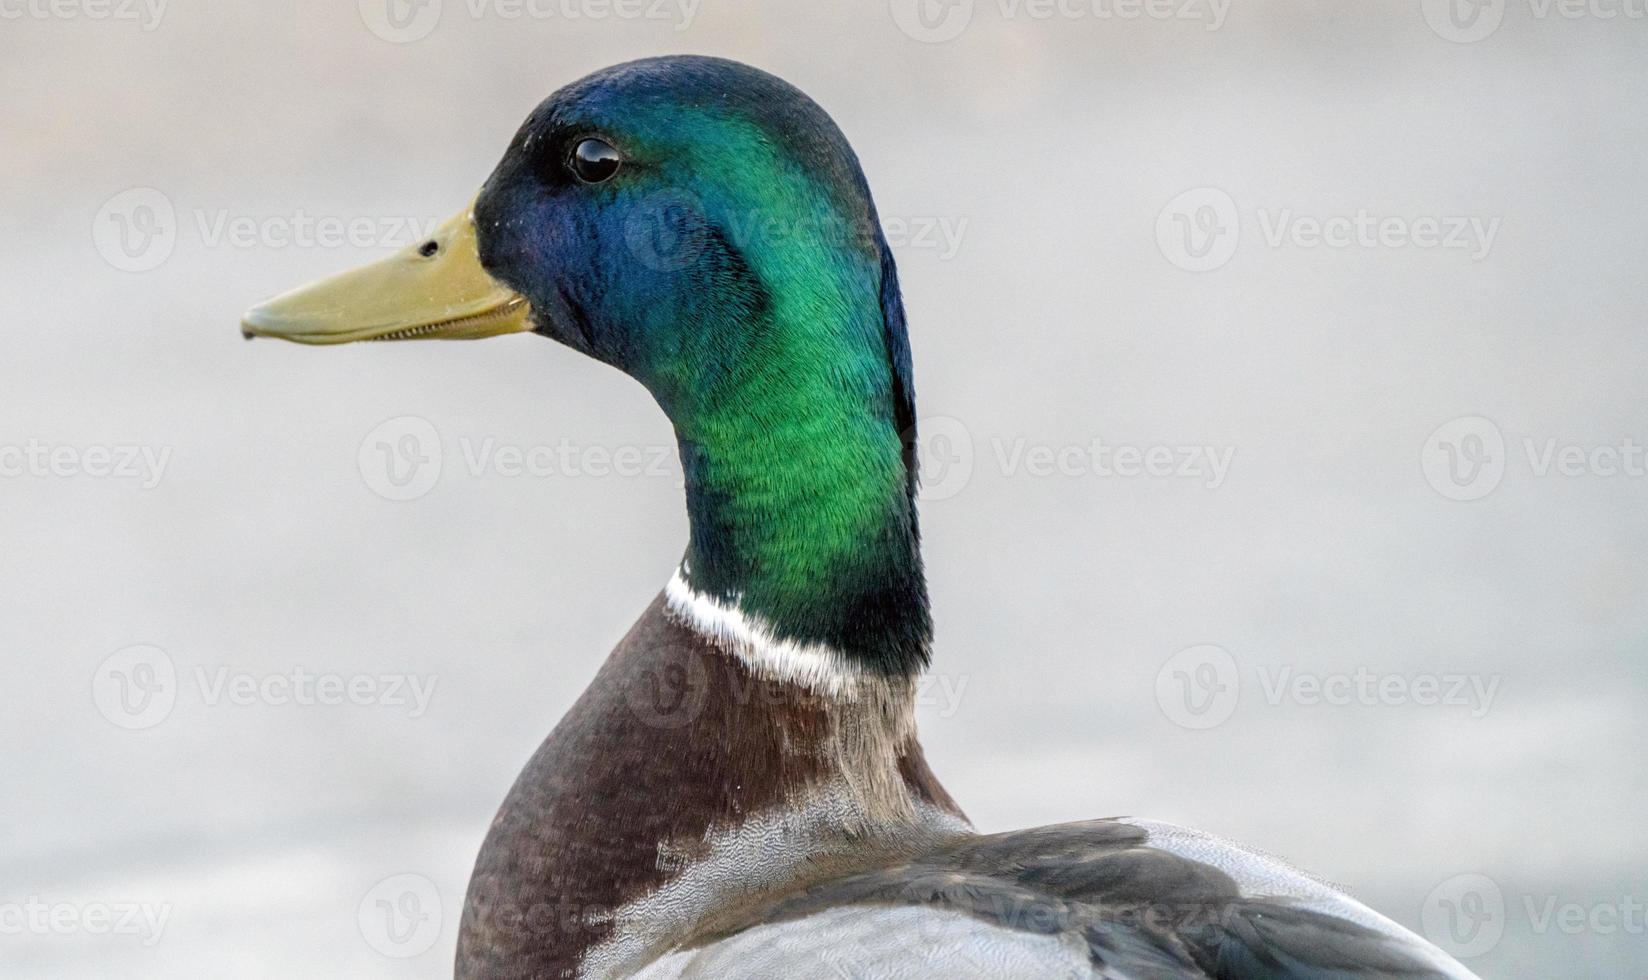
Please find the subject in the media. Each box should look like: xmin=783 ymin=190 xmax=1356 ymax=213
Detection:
xmin=475 ymin=57 xmax=930 ymax=676
xmin=672 ymin=207 xmax=927 ymax=678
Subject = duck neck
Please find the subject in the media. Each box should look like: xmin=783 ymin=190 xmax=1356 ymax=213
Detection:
xmin=456 ymin=596 xmax=966 ymax=980
xmin=668 ymin=326 xmax=930 ymax=684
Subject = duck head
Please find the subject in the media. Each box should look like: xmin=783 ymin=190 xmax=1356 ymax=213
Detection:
xmin=245 ymin=56 xmax=930 ymax=680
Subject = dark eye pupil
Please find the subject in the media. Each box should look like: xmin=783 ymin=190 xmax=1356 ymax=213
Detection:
xmin=572 ymin=139 xmax=621 ymax=183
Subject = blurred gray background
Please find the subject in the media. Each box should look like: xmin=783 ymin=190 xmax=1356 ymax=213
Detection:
xmin=2 ymin=0 xmax=1644 ymax=976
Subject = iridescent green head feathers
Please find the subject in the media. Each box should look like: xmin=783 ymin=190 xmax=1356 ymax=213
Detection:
xmin=480 ymin=56 xmax=930 ymax=676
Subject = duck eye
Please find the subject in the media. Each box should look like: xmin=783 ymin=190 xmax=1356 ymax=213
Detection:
xmin=418 ymin=240 xmax=440 ymax=258
xmin=571 ymin=138 xmax=622 ymax=184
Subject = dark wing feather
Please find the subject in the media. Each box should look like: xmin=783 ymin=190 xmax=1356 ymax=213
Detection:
xmin=752 ymin=820 xmax=1476 ymax=980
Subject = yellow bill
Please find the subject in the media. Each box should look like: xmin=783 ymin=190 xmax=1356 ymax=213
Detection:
xmin=241 ymin=201 xmax=531 ymax=344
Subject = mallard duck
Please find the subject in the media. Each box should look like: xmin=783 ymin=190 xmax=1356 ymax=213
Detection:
xmin=244 ymin=55 xmax=1480 ymax=980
